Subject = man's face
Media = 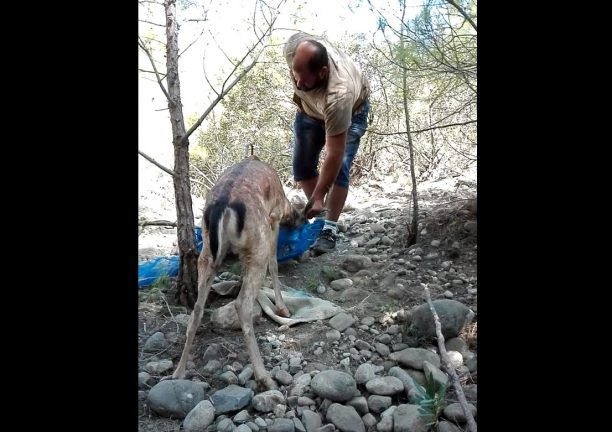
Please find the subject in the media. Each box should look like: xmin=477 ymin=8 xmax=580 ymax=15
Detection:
xmin=292 ymin=61 xmax=322 ymax=92
xmin=291 ymin=43 xmax=327 ymax=92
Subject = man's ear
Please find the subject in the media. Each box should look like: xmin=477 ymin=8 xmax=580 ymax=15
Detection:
xmin=319 ymin=66 xmax=328 ymax=80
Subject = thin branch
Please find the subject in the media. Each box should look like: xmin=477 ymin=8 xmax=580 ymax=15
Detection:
xmin=139 ymin=220 xmax=177 ymax=227
xmin=138 ymin=36 xmax=173 ymax=105
xmin=138 ymin=19 xmax=165 ymax=27
xmin=179 ymin=25 xmax=207 ymax=58
xmin=138 ymin=150 xmax=176 ymax=176
xmin=191 ymin=164 xmax=216 ymax=188
xmin=423 ymin=283 xmax=477 ymax=432
xmin=203 ymin=66 xmax=220 ymax=97
xmin=138 ymin=69 xmax=168 ymax=81
xmin=369 ymin=120 xmax=477 ymax=136
xmin=207 ymin=29 xmax=238 ymax=67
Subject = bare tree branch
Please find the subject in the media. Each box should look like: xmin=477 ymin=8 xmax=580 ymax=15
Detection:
xmin=138 ymin=36 xmax=173 ymax=105
xmin=444 ymin=0 xmax=477 ymax=32
xmin=138 ymin=150 xmax=176 ymax=176
xmin=181 ymin=4 xmax=283 ymax=145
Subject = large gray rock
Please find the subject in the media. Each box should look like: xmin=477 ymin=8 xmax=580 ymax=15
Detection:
xmin=325 ymin=403 xmax=365 ymax=432
xmin=311 ymin=370 xmax=357 ymax=402
xmin=143 ymin=332 xmax=166 ymax=352
xmin=269 ymin=418 xmax=296 ymax=432
xmin=346 ymin=396 xmax=369 ymax=415
xmin=443 ymin=402 xmax=477 ymax=423
xmin=388 ymin=367 xmax=417 ymax=397
xmin=376 ymin=406 xmax=396 ymax=432
xmin=355 ymin=363 xmax=376 ymax=385
xmin=393 ymin=404 xmax=428 ymax=432
xmin=365 ymin=376 xmax=404 ymax=396
xmin=410 ymin=300 xmax=474 ymax=339
xmin=211 ymin=384 xmax=253 ymax=414
xmin=147 ymin=380 xmax=206 ymax=418
xmin=362 ymin=412 xmax=377 ymax=429
xmin=367 ymin=395 xmax=392 ymax=414
xmin=183 ymin=400 xmax=215 ymax=432
xmin=389 ymin=348 xmax=441 ymax=370
xmin=438 ymin=421 xmax=463 ymax=432
xmin=444 ymin=337 xmax=468 ymax=354
xmin=423 ymin=361 xmax=448 ymax=389
xmin=301 ymin=410 xmax=322 ymax=432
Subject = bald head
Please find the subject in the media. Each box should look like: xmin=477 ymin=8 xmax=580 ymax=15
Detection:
xmin=291 ymin=40 xmax=329 ymax=91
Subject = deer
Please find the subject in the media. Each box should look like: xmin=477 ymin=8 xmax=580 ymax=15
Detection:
xmin=172 ymin=155 xmax=309 ymax=390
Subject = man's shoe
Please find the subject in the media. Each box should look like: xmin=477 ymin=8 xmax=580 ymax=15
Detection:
xmin=312 ymin=228 xmax=337 ymax=255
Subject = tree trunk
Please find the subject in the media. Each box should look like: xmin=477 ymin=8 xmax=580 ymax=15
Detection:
xmin=165 ymin=0 xmax=198 ymax=308
xmin=400 ymin=0 xmax=419 ymax=246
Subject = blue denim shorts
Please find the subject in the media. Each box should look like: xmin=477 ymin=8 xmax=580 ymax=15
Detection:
xmin=292 ymin=100 xmax=369 ymax=188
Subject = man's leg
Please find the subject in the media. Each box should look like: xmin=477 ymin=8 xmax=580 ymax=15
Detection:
xmin=298 ymin=177 xmax=318 ymax=199
xmin=313 ymin=100 xmax=370 ymax=254
xmin=292 ymin=111 xmax=325 ymax=201
xmin=324 ymin=185 xmax=348 ymax=222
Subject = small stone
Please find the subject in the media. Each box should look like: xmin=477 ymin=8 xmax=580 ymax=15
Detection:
xmin=145 ymin=359 xmax=173 ymax=375
xmin=361 ymin=316 xmax=375 ymax=326
xmin=252 ymin=390 xmax=285 ymax=413
xmin=219 ymin=370 xmax=239 ymax=384
xmin=326 ymin=329 xmax=342 ymax=341
xmin=328 ymin=313 xmax=356 ymax=332
xmin=330 ymin=278 xmax=354 ymax=290
xmin=183 ymin=400 xmax=215 ymax=432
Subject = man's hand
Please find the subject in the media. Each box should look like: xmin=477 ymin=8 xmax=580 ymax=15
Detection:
xmin=303 ymin=196 xmax=327 ymax=219
xmin=306 ymin=197 xmax=326 ymax=219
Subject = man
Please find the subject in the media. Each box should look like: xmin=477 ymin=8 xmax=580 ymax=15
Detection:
xmin=284 ymin=31 xmax=370 ymax=254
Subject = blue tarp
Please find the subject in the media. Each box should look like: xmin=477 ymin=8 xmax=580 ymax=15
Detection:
xmin=138 ymin=219 xmax=325 ymax=288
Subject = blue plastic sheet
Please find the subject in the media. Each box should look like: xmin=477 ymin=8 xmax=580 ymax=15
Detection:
xmin=138 ymin=219 xmax=324 ymax=288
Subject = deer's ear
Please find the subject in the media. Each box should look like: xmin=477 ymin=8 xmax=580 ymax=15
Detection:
xmin=291 ymin=200 xmax=306 ymax=211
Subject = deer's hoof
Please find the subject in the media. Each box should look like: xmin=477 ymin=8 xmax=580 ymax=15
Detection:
xmin=277 ymin=306 xmax=291 ymax=318
xmin=257 ymin=375 xmax=278 ymax=390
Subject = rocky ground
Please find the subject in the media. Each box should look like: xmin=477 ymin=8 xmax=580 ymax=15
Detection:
xmin=138 ymin=172 xmax=477 ymax=432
